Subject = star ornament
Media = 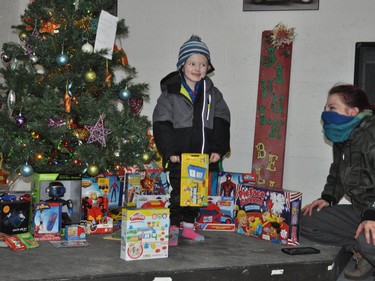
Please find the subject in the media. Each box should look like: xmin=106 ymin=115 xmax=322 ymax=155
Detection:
xmin=85 ymin=115 xmax=112 ymax=147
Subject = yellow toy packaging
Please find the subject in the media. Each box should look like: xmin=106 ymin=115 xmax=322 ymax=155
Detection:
xmin=180 ymin=153 xmax=209 ymax=207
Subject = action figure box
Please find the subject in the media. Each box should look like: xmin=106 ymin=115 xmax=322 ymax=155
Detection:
xmin=195 ymin=196 xmax=235 ymax=231
xmin=81 ymin=177 xmax=113 ymax=234
xmin=217 ymin=171 xmax=257 ymax=198
xmin=236 ymin=184 xmax=302 ymax=246
xmin=121 ymin=208 xmax=169 ymax=261
xmin=96 ymin=174 xmax=124 ymax=208
xmin=123 ymin=169 xmax=169 ymax=208
xmin=180 ymin=153 xmax=209 ymax=207
xmin=33 ymin=202 xmax=62 ymax=241
xmin=0 ymin=200 xmax=30 ymax=234
xmin=31 ymin=173 xmax=82 ymax=225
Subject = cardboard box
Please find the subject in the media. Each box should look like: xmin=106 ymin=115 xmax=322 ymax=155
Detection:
xmin=236 ymin=185 xmax=302 ymax=246
xmin=195 ymin=196 xmax=235 ymax=231
xmin=0 ymin=201 xmax=30 ymax=234
xmin=217 ymin=171 xmax=257 ymax=197
xmin=121 ymin=208 xmax=169 ymax=261
xmin=180 ymin=153 xmax=209 ymax=207
xmin=33 ymin=202 xmax=62 ymax=241
xmin=64 ymin=225 xmax=86 ymax=240
xmin=32 ymin=173 xmax=82 ymax=225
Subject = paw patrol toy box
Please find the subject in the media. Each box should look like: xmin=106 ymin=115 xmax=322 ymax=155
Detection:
xmin=180 ymin=153 xmax=209 ymax=207
xmin=121 ymin=208 xmax=169 ymax=261
xmin=236 ymin=184 xmax=302 ymax=246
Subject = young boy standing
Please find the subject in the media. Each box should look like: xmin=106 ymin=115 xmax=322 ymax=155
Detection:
xmin=153 ymin=35 xmax=231 ymax=245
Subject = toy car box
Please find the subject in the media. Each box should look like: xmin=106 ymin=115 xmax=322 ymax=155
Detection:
xmin=195 ymin=196 xmax=235 ymax=231
xmin=0 ymin=200 xmax=30 ymax=234
xmin=236 ymin=184 xmax=302 ymax=246
xmin=31 ymin=173 xmax=82 ymax=225
xmin=180 ymin=153 xmax=209 ymax=207
xmin=121 ymin=208 xmax=169 ymax=261
xmin=33 ymin=202 xmax=62 ymax=241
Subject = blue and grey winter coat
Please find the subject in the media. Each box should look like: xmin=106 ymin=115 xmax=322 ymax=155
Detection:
xmin=152 ymin=71 xmax=230 ymax=172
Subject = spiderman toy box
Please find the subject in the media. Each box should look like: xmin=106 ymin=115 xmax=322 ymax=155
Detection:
xmin=0 ymin=200 xmax=30 ymax=234
xmin=236 ymin=184 xmax=302 ymax=246
xmin=31 ymin=173 xmax=82 ymax=226
xmin=121 ymin=208 xmax=169 ymax=261
xmin=33 ymin=202 xmax=62 ymax=241
xmin=216 ymin=171 xmax=257 ymax=198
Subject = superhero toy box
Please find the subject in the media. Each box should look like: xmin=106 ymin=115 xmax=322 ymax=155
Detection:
xmin=216 ymin=171 xmax=257 ymax=198
xmin=195 ymin=196 xmax=235 ymax=231
xmin=0 ymin=200 xmax=30 ymax=235
xmin=236 ymin=184 xmax=302 ymax=246
xmin=31 ymin=173 xmax=82 ymax=226
xmin=121 ymin=208 xmax=169 ymax=261
xmin=81 ymin=178 xmax=114 ymax=234
xmin=123 ymin=168 xmax=169 ymax=207
xmin=33 ymin=202 xmax=62 ymax=241
xmin=180 ymin=153 xmax=209 ymax=207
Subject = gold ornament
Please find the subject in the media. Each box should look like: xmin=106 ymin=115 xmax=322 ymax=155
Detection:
xmin=84 ymin=70 xmax=96 ymax=82
xmin=141 ymin=152 xmax=151 ymax=164
xmin=19 ymin=32 xmax=28 ymax=42
xmin=73 ymin=127 xmax=89 ymax=142
xmin=87 ymin=164 xmax=99 ymax=177
xmin=74 ymin=16 xmax=91 ymax=30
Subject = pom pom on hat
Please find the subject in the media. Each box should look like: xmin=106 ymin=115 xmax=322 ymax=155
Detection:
xmin=177 ymin=35 xmax=214 ymax=73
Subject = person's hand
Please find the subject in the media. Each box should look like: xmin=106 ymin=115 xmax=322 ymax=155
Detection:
xmin=355 ymin=220 xmax=375 ymax=245
xmin=169 ymin=155 xmax=180 ymax=163
xmin=301 ymin=199 xmax=329 ymax=216
xmin=209 ymin=153 xmax=221 ymax=163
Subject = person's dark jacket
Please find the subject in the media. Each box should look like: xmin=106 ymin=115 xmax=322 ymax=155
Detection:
xmin=152 ymin=71 xmax=230 ymax=173
xmin=321 ymin=114 xmax=375 ymax=221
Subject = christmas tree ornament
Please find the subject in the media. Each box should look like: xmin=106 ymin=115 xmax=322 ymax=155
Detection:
xmin=64 ymin=80 xmax=73 ymax=112
xmin=34 ymin=64 xmax=46 ymax=74
xmin=15 ymin=113 xmax=26 ymax=127
xmin=10 ymin=57 xmax=18 ymax=70
xmin=56 ymin=53 xmax=69 ymax=66
xmin=114 ymin=43 xmax=129 ymax=66
xmin=105 ymin=60 xmax=111 ymax=87
xmin=141 ymin=152 xmax=152 ymax=164
xmin=0 ymin=154 xmax=10 ymax=185
xmin=128 ymin=97 xmax=144 ymax=115
xmin=85 ymin=114 xmax=112 ymax=147
xmin=81 ymin=42 xmax=93 ymax=54
xmin=19 ymin=32 xmax=28 ymax=42
xmin=29 ymin=53 xmax=39 ymax=64
xmin=39 ymin=18 xmax=61 ymax=34
xmin=84 ymin=69 xmax=96 ymax=82
xmin=20 ymin=163 xmax=33 ymax=177
xmin=1 ymin=53 xmax=12 ymax=63
xmin=87 ymin=163 xmax=99 ymax=177
xmin=119 ymin=88 xmax=131 ymax=101
xmin=73 ymin=127 xmax=89 ymax=142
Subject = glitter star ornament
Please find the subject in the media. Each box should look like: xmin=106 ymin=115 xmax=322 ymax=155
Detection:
xmin=85 ymin=115 xmax=112 ymax=147
xmin=39 ymin=18 xmax=61 ymax=34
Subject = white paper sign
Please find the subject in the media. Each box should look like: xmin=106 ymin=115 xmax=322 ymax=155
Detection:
xmin=94 ymin=10 xmax=118 ymax=60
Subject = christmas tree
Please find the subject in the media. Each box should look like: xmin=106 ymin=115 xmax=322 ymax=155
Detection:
xmin=0 ymin=0 xmax=156 ymax=180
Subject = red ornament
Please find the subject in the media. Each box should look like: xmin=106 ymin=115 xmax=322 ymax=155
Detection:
xmin=128 ymin=97 xmax=143 ymax=115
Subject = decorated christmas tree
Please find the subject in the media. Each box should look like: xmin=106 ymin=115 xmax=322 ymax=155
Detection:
xmin=0 ymin=0 xmax=156 ymax=181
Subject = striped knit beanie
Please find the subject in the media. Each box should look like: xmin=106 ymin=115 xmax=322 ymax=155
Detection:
xmin=177 ymin=35 xmax=214 ymax=73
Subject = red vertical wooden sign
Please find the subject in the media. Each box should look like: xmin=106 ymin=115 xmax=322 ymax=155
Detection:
xmin=252 ymin=30 xmax=293 ymax=189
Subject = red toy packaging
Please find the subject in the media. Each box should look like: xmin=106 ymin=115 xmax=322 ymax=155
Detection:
xmin=235 ymin=184 xmax=302 ymax=246
xmin=4 ymin=235 xmax=27 ymax=251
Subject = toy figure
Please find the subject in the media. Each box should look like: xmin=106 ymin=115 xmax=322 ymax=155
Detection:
xmin=44 ymin=181 xmax=73 ymax=226
xmin=84 ymin=192 xmax=106 ymax=224
xmin=109 ymin=180 xmax=118 ymax=202
xmin=220 ymin=173 xmax=236 ymax=197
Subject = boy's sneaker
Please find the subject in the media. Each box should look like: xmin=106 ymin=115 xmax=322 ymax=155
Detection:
xmin=344 ymin=252 xmax=373 ymax=280
xmin=168 ymin=225 xmax=179 ymax=247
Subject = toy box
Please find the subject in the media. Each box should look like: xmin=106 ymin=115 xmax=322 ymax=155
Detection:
xmin=123 ymin=169 xmax=169 ymax=208
xmin=0 ymin=201 xmax=30 ymax=234
xmin=31 ymin=173 xmax=82 ymax=225
xmin=96 ymin=175 xmax=124 ymax=208
xmin=217 ymin=171 xmax=257 ymax=197
xmin=133 ymin=195 xmax=168 ymax=209
xmin=195 ymin=196 xmax=235 ymax=231
xmin=180 ymin=153 xmax=209 ymax=207
xmin=33 ymin=202 xmax=62 ymax=241
xmin=236 ymin=184 xmax=302 ymax=246
xmin=121 ymin=208 xmax=169 ymax=261
xmin=64 ymin=225 xmax=86 ymax=240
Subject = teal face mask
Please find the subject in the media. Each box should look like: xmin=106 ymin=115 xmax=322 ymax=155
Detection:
xmin=321 ymin=110 xmax=372 ymax=143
